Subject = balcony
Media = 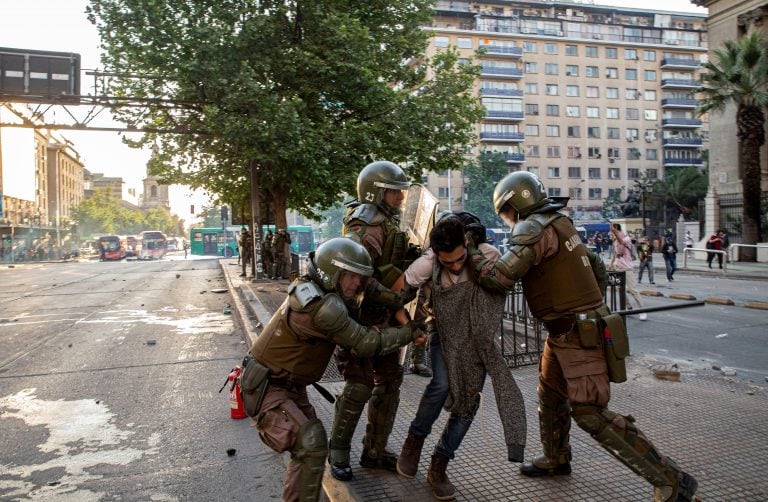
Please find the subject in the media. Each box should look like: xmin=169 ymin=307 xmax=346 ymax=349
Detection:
xmin=662 ymin=118 xmax=702 ymax=128
xmin=501 ymin=152 xmax=526 ymax=163
xmin=478 ymin=45 xmax=523 ymax=58
xmin=485 ymin=110 xmax=524 ymax=121
xmin=663 ymin=157 xmax=703 ymax=167
xmin=661 ymin=98 xmax=699 ymax=109
xmin=661 ymin=78 xmax=701 ymax=89
xmin=480 ymin=65 xmax=523 ymax=79
xmin=663 ymin=137 xmax=703 ymax=147
xmin=479 ymin=131 xmax=525 ymax=142
xmin=479 ymin=87 xmax=523 ymax=97
xmin=661 ymin=58 xmax=701 ymax=70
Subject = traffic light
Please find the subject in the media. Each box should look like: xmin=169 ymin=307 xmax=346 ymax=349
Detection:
xmin=221 ymin=206 xmax=229 ymax=222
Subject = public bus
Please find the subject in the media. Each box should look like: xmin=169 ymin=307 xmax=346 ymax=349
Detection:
xmin=136 ymin=231 xmax=168 ymax=260
xmin=98 ymin=235 xmax=125 ymax=261
xmin=190 ymin=228 xmax=239 ymax=257
xmin=120 ymin=235 xmax=138 ymax=257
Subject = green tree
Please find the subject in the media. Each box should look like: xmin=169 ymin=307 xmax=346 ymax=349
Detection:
xmin=655 ymin=167 xmax=708 ymax=223
xmin=87 ymin=0 xmax=484 ymax=229
xmin=318 ymin=202 xmax=346 ymax=241
xmin=601 ymin=188 xmax=625 ymax=220
xmin=70 ymin=189 xmax=124 ymax=237
xmin=462 ymin=152 xmax=507 ymax=228
xmin=698 ymin=33 xmax=768 ymax=261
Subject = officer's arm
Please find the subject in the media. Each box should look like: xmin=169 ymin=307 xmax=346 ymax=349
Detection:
xmin=313 ymin=295 xmax=417 ymax=357
xmin=587 ymin=249 xmax=608 ymax=297
xmin=469 ymin=243 xmax=535 ymax=293
xmin=364 ymin=278 xmax=406 ymax=310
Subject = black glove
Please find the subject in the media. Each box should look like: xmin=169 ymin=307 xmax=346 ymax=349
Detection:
xmin=405 ymin=244 xmax=422 ymax=261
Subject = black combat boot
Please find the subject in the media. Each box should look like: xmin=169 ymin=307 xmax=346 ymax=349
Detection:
xmin=520 ymin=454 xmax=571 ymax=477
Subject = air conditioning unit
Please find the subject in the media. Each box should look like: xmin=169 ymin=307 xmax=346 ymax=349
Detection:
xmin=593 ymin=34 xmax=602 ymax=39
xmin=609 ymin=158 xmax=615 ymax=163
xmin=627 ymin=138 xmax=634 ymax=142
xmin=646 ymin=137 xmax=653 ymax=143
xmin=557 ymin=31 xmax=564 ymax=36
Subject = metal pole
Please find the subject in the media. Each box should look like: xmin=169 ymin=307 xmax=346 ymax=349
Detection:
xmin=641 ymin=190 xmax=646 ymax=237
xmin=249 ymin=160 xmax=263 ymax=280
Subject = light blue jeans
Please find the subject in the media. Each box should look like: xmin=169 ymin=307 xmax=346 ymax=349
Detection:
xmin=408 ymin=332 xmax=484 ymax=459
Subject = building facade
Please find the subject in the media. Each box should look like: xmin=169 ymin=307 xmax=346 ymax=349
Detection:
xmin=424 ymin=0 xmax=708 ymax=223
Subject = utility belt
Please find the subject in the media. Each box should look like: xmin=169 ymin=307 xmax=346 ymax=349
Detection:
xmin=545 ymin=305 xmax=629 ymax=383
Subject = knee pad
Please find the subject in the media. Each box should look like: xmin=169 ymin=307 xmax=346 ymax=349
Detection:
xmin=295 ymin=418 xmax=328 ymax=459
xmin=571 ymin=405 xmax=609 ymax=436
xmin=342 ymin=381 xmax=373 ymax=404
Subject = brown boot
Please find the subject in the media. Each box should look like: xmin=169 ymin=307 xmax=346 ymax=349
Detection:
xmin=427 ymin=452 xmax=455 ymax=500
xmin=396 ymin=432 xmax=425 ymax=478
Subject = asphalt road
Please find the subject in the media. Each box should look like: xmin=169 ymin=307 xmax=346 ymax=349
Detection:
xmin=0 ymin=257 xmax=284 ymax=501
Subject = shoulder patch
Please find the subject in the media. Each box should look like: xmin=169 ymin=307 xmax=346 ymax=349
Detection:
xmin=292 ymin=280 xmax=324 ymax=308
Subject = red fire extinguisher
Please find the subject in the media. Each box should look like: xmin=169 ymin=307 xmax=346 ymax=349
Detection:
xmin=219 ymin=366 xmax=247 ymax=419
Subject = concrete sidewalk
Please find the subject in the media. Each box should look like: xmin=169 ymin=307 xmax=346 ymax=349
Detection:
xmin=220 ymin=258 xmax=768 ymax=501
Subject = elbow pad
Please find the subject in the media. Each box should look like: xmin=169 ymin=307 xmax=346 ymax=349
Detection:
xmin=496 ymin=244 xmax=536 ymax=282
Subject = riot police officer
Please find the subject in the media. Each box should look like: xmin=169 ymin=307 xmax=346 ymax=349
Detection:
xmin=469 ymin=172 xmax=697 ymax=502
xmin=250 ymin=238 xmax=426 ymax=502
xmin=238 ymin=227 xmax=253 ymax=277
xmin=328 ymin=160 xmax=418 ymax=480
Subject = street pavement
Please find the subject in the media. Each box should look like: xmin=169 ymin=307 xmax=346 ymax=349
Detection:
xmin=221 ymin=256 xmax=768 ymax=502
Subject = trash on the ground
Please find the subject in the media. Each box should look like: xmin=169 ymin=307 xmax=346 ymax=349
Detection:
xmin=721 ymin=367 xmax=737 ymax=376
xmin=715 ymin=333 xmax=728 ymax=338
xmin=200 ymin=291 xmax=206 ymax=294
xmin=747 ymin=390 xmax=755 ymax=395
xmin=256 ymin=287 xmax=266 ymax=292
xmin=146 ymin=340 xmax=157 ymax=346
xmin=765 ymin=376 xmax=768 ymax=382
xmin=711 ymin=364 xmax=722 ymax=371
xmin=652 ymin=364 xmax=680 ymax=382
xmin=68 ymin=344 xmax=72 ymax=348
xmin=176 ymin=274 xmax=181 ymax=278
xmin=226 ymin=448 xmax=236 ymax=456
xmin=211 ymin=288 xmax=228 ymax=293
xmin=47 ymin=481 xmax=60 ymax=486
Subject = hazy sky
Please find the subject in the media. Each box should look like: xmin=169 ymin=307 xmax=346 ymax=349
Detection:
xmin=1 ymin=0 xmax=708 ymax=219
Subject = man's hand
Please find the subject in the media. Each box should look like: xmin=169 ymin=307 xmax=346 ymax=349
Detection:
xmin=408 ymin=320 xmax=428 ymax=345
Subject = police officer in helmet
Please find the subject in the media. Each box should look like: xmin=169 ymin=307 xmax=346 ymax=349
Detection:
xmin=250 ymin=237 xmax=426 ymax=502
xmin=467 ymin=171 xmax=697 ymax=502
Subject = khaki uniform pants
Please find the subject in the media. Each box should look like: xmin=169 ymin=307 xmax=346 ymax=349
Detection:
xmin=540 ymin=334 xmax=610 ymax=409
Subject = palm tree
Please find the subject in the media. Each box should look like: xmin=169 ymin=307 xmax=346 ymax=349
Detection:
xmin=656 ymin=166 xmax=708 ymax=223
xmin=698 ymin=32 xmax=768 ymax=262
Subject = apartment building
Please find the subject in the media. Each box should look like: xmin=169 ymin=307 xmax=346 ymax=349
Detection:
xmin=423 ymin=0 xmax=708 ymax=221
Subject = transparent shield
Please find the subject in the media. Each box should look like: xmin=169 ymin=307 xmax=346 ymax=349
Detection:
xmin=400 ymin=185 xmax=439 ymax=249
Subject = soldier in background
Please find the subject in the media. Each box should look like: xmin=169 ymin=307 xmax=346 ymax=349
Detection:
xmin=238 ymin=227 xmax=253 ymax=278
xmin=272 ymin=228 xmax=291 ymax=279
xmin=262 ymin=230 xmax=274 ymax=279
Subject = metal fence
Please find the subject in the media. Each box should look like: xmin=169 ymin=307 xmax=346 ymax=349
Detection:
xmin=717 ymin=192 xmax=768 ymax=243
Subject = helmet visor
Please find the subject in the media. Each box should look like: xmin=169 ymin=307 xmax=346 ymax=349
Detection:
xmin=374 ymin=180 xmax=411 ymax=190
xmin=331 ymin=257 xmax=374 ymax=277
xmin=337 ymin=270 xmax=367 ymax=302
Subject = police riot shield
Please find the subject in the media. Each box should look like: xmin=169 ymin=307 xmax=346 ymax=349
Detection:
xmin=400 ymin=184 xmax=439 ymax=250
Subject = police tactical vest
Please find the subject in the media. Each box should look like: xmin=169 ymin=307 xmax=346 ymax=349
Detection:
xmin=250 ymin=294 xmax=336 ymax=386
xmin=522 ymin=216 xmax=603 ymax=318
xmin=343 ymin=202 xmax=409 ymax=275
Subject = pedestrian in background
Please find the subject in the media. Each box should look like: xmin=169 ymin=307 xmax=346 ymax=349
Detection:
xmin=637 ymin=236 xmax=655 ymax=284
xmin=183 ymin=240 xmax=188 ymax=259
xmin=262 ymin=230 xmax=274 ymax=279
xmin=661 ymin=235 xmax=679 ymax=281
xmin=707 ymin=230 xmax=724 ymax=269
xmin=684 ymin=230 xmax=694 ymax=249
xmin=609 ymin=224 xmax=647 ymax=321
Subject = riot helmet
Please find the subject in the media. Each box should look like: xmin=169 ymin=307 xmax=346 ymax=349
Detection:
xmin=356 ymin=161 xmax=411 ymax=213
xmin=307 ymin=238 xmax=374 ymax=302
xmin=493 ymin=171 xmax=549 ymax=218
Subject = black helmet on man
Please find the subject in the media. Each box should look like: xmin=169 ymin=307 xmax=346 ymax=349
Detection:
xmin=356 ymin=160 xmax=411 ymax=210
xmin=308 ymin=237 xmax=374 ymax=294
xmin=493 ymin=171 xmax=567 ymax=219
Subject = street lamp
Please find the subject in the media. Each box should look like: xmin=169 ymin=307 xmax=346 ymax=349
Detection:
xmin=634 ymin=177 xmax=654 ymax=237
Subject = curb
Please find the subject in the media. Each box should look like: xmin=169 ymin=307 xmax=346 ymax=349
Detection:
xmin=745 ymin=301 xmax=768 ymax=311
xmin=705 ymin=297 xmax=735 ymax=306
xmin=640 ymin=290 xmax=663 ymax=297
xmin=670 ymin=293 xmax=697 ymax=301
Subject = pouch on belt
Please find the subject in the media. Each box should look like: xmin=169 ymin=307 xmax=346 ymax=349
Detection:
xmin=576 ymin=318 xmax=600 ymax=349
xmin=240 ymin=354 xmax=272 ymax=418
xmin=601 ymin=314 xmax=629 ymax=383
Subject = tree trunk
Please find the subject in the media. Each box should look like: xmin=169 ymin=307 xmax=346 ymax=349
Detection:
xmin=738 ymin=106 xmax=766 ymax=262
xmin=271 ymin=187 xmax=289 ymax=231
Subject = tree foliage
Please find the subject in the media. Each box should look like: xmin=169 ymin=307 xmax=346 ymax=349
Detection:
xmin=462 ymin=152 xmax=507 ymax=228
xmin=698 ymin=32 xmax=768 ymax=260
xmin=87 ymin=0 xmax=485 ymax=229
xmin=655 ymin=167 xmax=708 ymax=220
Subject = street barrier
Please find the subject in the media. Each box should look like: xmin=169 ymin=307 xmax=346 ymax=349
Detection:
xmin=683 ymin=247 xmax=727 ymax=274
xmin=728 ymin=243 xmax=768 ymax=262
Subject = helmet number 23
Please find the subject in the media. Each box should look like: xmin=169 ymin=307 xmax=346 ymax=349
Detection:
xmin=365 ymin=192 xmax=375 ymax=202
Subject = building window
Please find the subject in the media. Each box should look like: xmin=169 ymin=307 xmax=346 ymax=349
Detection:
xmin=588 ymin=168 xmax=601 ymax=179
xmin=525 ymin=62 xmax=538 ymax=73
xmin=626 ymin=108 xmax=640 ymax=120
xmin=548 ymin=187 xmax=562 ymax=197
xmin=434 ymin=36 xmax=449 ymax=47
xmin=523 ymin=41 xmax=537 ymax=53
xmin=626 ymin=128 xmax=639 ymax=141
xmin=626 ymin=68 xmax=638 ymax=80
xmin=546 ymin=104 xmax=560 ymax=116
xmin=565 ymin=44 xmax=578 ymax=56
xmin=628 ymin=168 xmax=640 ymax=179
xmin=628 ymin=147 xmax=642 ymax=160
xmin=566 ymin=85 xmax=579 ymax=97
xmin=570 ymin=187 xmax=583 ymax=200
xmin=457 ymin=38 xmax=472 ymax=49
xmin=547 ymin=167 xmax=561 ymax=178
xmin=626 ymin=88 xmax=639 ymax=100
xmin=587 ymin=106 xmax=600 ymax=118
xmin=645 ymin=129 xmax=657 ymax=141
xmin=644 ymin=89 xmax=657 ymax=101
xmin=605 ymin=87 xmax=618 ymax=99
xmin=607 ymin=127 xmax=620 ymax=139
xmin=525 ymin=83 xmax=539 ymax=94
xmin=547 ymin=146 xmax=561 ymax=157
xmin=644 ymin=109 xmax=658 ymax=121
xmin=606 ymin=47 xmax=618 ymax=59
xmin=438 ymin=187 xmax=450 ymax=198
xmin=545 ymin=43 xmax=558 ymax=54
xmin=643 ymin=50 xmax=656 ymax=61
xmin=566 ymin=106 xmax=580 ymax=117
xmin=525 ymin=103 xmax=540 ymax=115
xmin=525 ymin=124 xmax=539 ymax=136
xmin=647 ymin=169 xmax=658 ymax=179
xmin=567 ymin=126 xmax=581 ymax=138
xmin=624 ymin=49 xmax=638 ymax=60
xmin=606 ymin=67 xmax=618 ymax=79
xmin=546 ymin=125 xmax=560 ymax=137
xmin=646 ymin=149 xmax=658 ymax=160
xmin=568 ymin=146 xmax=582 ymax=157
xmin=588 ymin=127 xmax=600 ymax=139
xmin=568 ymin=166 xmax=581 ymax=178
xmin=608 ymin=188 xmax=622 ymax=198
xmin=608 ymin=148 xmax=621 ymax=159
xmin=545 ymin=63 xmax=559 ymax=75
xmin=565 ymin=64 xmax=579 ymax=76
xmin=606 ymin=107 xmax=619 ymax=119
xmin=588 ymin=147 xmax=601 ymax=158
xmin=585 ymin=66 xmax=599 ymax=77
xmin=526 ymin=145 xmax=540 ymax=157
xmin=608 ymin=168 xmax=620 ymax=180
xmin=586 ymin=86 xmax=600 ymax=98
xmin=644 ymin=70 xmax=657 ymax=81
xmin=588 ymin=188 xmax=603 ymax=199
xmin=585 ymin=46 xmax=598 ymax=58
xmin=546 ymin=84 xmax=559 ymax=96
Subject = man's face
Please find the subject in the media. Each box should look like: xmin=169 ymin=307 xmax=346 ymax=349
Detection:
xmin=338 ymin=271 xmax=366 ymax=300
xmin=382 ymin=189 xmax=406 ymax=210
xmin=436 ymin=243 xmax=468 ymax=274
xmin=500 ymin=206 xmax=518 ymax=228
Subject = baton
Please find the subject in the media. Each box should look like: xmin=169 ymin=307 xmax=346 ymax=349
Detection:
xmin=312 ymin=383 xmax=336 ymax=403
